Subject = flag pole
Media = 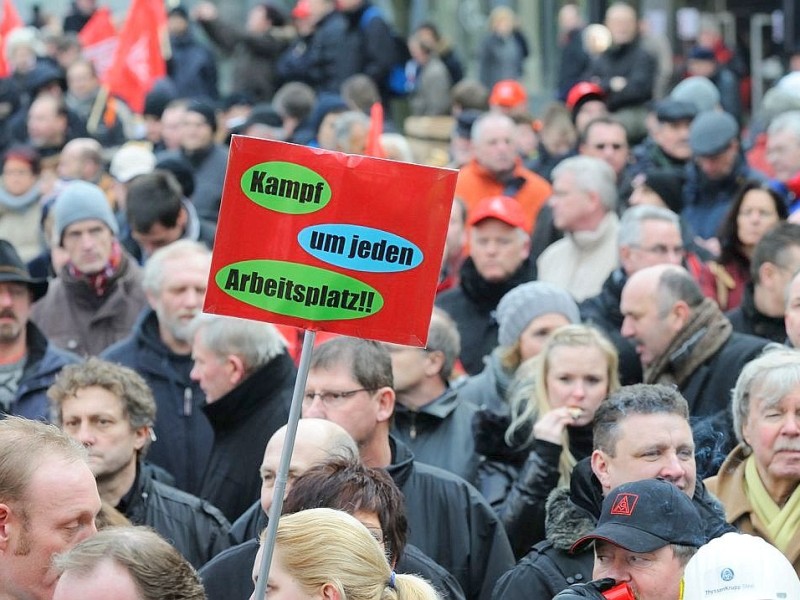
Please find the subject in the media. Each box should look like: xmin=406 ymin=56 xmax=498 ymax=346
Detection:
xmin=253 ymin=328 xmax=316 ymax=599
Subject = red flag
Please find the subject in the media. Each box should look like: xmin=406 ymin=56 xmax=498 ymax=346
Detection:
xmin=0 ymin=0 xmax=24 ymax=77
xmin=365 ymin=101 xmax=385 ymax=158
xmin=104 ymin=0 xmax=167 ymax=113
xmin=77 ymin=7 xmax=118 ymax=79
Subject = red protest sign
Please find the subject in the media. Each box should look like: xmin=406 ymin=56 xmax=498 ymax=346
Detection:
xmin=204 ymin=136 xmax=458 ymax=347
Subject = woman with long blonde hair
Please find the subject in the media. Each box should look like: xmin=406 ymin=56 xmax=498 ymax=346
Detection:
xmin=494 ymin=324 xmax=619 ymax=557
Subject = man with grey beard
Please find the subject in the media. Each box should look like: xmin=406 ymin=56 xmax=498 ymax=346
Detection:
xmin=0 ymin=239 xmax=79 ymax=420
xmin=102 ymin=240 xmax=212 ymax=495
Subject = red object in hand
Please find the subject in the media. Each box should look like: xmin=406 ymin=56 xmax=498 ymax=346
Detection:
xmin=602 ymin=583 xmax=635 ymax=600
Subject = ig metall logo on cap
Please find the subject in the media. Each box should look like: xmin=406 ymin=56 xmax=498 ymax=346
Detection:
xmin=610 ymin=493 xmax=639 ymax=516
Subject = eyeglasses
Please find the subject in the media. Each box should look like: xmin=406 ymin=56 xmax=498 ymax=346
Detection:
xmin=631 ymin=244 xmax=685 ymax=257
xmin=363 ymin=525 xmax=385 ymax=545
xmin=302 ymin=388 xmax=374 ymax=407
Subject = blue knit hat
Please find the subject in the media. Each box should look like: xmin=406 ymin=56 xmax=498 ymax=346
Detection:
xmin=52 ymin=181 xmax=119 ymax=244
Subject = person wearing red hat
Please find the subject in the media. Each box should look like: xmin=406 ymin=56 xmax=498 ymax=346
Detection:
xmin=565 ymin=81 xmax=609 ymax=133
xmin=489 ymin=79 xmax=528 ymax=115
xmin=454 ymin=111 xmax=551 ymax=234
xmin=436 ymin=195 xmax=535 ymax=375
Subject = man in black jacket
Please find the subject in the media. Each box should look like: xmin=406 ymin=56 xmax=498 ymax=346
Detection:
xmin=190 ymin=313 xmax=294 ymax=522
xmin=303 ymin=337 xmax=514 ymax=600
xmin=582 ymin=3 xmax=656 ymax=141
xmin=726 ymin=223 xmax=800 ymax=343
xmin=275 ymin=0 xmax=352 ymax=93
xmin=103 ymin=240 xmax=213 ymax=496
xmin=48 ymin=358 xmax=231 ymax=569
xmin=492 ymin=384 xmax=734 ymax=600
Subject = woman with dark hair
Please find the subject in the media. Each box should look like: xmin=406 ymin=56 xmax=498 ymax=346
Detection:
xmin=698 ymin=181 xmax=788 ymax=310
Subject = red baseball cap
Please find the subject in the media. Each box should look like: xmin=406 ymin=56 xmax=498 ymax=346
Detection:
xmin=565 ymin=81 xmax=606 ymax=110
xmin=468 ymin=196 xmax=529 ymax=232
xmin=489 ymin=80 xmax=527 ymax=109
xmin=291 ymin=0 xmax=311 ymax=19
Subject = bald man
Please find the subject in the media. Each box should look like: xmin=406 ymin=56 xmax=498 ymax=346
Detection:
xmin=620 ymin=265 xmax=767 ymax=475
xmin=198 ymin=418 xmax=357 ymax=599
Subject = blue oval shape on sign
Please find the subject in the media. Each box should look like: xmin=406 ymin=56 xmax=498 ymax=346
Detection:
xmin=298 ymin=224 xmax=424 ymax=273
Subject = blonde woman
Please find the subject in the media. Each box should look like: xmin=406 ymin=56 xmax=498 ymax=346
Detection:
xmin=493 ymin=324 xmax=619 ymax=557
xmin=250 ymin=508 xmax=440 ymax=600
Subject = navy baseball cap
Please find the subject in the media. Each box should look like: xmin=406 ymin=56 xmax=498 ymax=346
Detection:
xmin=571 ymin=479 xmax=706 ymax=554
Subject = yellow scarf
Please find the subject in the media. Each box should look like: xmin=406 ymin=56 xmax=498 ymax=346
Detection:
xmin=744 ymin=455 xmax=800 ymax=553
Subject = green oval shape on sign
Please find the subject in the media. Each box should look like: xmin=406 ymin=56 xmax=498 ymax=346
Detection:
xmin=240 ymin=161 xmax=332 ymax=214
xmin=216 ymin=260 xmax=384 ymax=320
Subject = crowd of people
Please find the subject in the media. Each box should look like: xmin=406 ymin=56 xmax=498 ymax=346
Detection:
xmin=3 ymin=0 xmax=800 ymax=599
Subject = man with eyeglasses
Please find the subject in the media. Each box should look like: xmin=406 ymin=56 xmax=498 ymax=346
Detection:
xmin=581 ymin=205 xmax=686 ymax=384
xmin=537 ymin=155 xmax=620 ymax=302
xmin=620 ymin=264 xmax=768 ymax=476
xmin=302 ymin=336 xmax=515 ymax=600
xmin=189 ymin=313 xmax=294 ymax=522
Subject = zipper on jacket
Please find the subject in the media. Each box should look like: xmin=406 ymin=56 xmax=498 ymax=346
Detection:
xmin=183 ymin=387 xmax=192 ymax=416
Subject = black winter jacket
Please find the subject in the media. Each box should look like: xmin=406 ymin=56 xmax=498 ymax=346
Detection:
xmin=583 ymin=37 xmax=656 ymax=111
xmin=276 ymin=10 xmax=352 ymax=93
xmin=199 ymin=351 xmax=294 ymax=522
xmin=103 ymin=309 xmax=212 ymax=496
xmin=725 ymin=283 xmax=786 ymax=343
xmin=122 ymin=463 xmax=231 ymax=568
xmin=579 ymin=268 xmax=642 ymax=385
xmin=387 ymin=436 xmax=514 ymax=600
xmin=436 ymin=257 xmax=535 ymax=375
xmin=7 ymin=321 xmax=81 ymax=420
xmin=491 ymin=458 xmax=734 ymax=600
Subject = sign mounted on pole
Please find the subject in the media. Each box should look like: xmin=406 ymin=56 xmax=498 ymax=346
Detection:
xmin=204 ymin=136 xmax=458 ymax=347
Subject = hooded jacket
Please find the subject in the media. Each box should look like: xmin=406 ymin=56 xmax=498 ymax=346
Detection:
xmin=102 ymin=309 xmax=213 ymax=496
xmin=199 ymin=351 xmax=294 ymax=522
xmin=492 ymin=458 xmax=734 ymax=600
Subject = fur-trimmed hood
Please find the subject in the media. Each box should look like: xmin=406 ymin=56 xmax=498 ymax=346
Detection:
xmin=544 ymin=486 xmax=597 ymax=552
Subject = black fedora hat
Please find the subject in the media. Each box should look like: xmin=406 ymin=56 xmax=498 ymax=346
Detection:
xmin=0 ymin=240 xmax=48 ymax=301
